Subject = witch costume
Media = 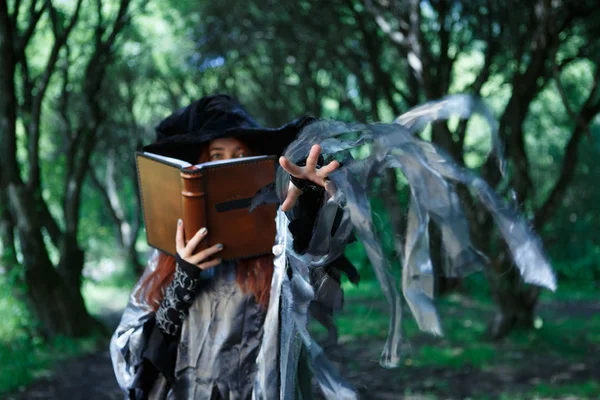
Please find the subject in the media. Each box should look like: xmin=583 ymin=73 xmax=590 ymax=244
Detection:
xmin=110 ymin=94 xmax=556 ymax=399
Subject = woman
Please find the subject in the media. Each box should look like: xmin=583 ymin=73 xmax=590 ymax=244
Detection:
xmin=113 ymin=94 xmax=557 ymax=400
xmin=110 ymin=95 xmax=344 ymax=399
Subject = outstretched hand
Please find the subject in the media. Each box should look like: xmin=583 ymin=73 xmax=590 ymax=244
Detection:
xmin=278 ymin=144 xmax=339 ymax=212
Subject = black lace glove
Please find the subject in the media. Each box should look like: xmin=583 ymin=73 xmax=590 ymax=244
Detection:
xmin=155 ymin=254 xmax=213 ymax=337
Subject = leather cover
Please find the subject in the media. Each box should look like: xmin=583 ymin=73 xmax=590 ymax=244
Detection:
xmin=136 ymin=152 xmax=277 ymax=260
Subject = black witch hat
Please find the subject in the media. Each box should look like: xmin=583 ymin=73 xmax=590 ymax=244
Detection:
xmin=143 ymin=94 xmax=315 ymax=163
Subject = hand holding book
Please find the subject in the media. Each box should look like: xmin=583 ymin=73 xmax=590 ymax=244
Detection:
xmin=136 ymin=152 xmax=278 ymax=260
xmin=279 ymin=144 xmax=340 ymax=212
xmin=175 ymin=219 xmax=223 ymax=270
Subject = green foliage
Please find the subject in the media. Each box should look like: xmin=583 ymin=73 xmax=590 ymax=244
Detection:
xmin=82 ymin=281 xmax=134 ymax=316
xmin=0 ymin=275 xmax=102 ymax=394
xmin=522 ymin=380 xmax=600 ymax=399
xmin=1 ymin=0 xmax=599 ymax=395
xmin=0 ymin=335 xmax=101 ymax=395
xmin=338 ymin=278 xmax=599 ymax=366
xmin=0 ymin=278 xmax=35 ymax=344
xmin=334 ymin=281 xmax=599 ymax=398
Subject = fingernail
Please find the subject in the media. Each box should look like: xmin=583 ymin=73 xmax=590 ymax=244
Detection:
xmin=216 ymin=243 xmax=223 ymax=249
xmin=199 ymin=227 xmax=207 ymax=235
xmin=177 ymin=219 xmax=182 ymax=225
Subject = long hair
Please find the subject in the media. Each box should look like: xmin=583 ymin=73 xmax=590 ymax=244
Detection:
xmin=137 ymin=141 xmax=275 ymax=311
xmin=140 ymin=252 xmax=274 ymax=311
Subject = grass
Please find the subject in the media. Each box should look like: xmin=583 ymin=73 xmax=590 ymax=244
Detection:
xmin=492 ymin=380 xmax=600 ymax=400
xmin=0 ymin=275 xmax=131 ymax=395
xmin=1 ymin=260 xmax=598 ymax=398
xmin=341 ymin=274 xmax=600 ymax=356
xmin=335 ymin=275 xmax=599 ymax=399
xmin=530 ymin=380 xmax=600 ymax=398
xmin=0 ymin=335 xmax=101 ymax=395
xmin=0 ymin=283 xmax=34 ymax=344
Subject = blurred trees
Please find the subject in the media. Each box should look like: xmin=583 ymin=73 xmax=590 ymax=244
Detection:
xmin=0 ymin=0 xmax=599 ymax=341
xmin=184 ymin=0 xmax=600 ymax=338
xmin=0 ymin=0 xmax=134 ymax=337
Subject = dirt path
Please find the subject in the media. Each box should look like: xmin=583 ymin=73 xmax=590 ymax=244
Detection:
xmin=322 ymin=339 xmax=600 ymax=399
xmin=5 ymin=346 xmax=122 ymax=400
xmin=6 ymin=301 xmax=599 ymax=400
xmin=5 ymin=311 xmax=124 ymax=400
xmin=8 ymin=338 xmax=597 ymax=400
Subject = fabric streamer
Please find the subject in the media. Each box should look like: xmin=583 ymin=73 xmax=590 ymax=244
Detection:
xmin=253 ymin=95 xmax=556 ymax=399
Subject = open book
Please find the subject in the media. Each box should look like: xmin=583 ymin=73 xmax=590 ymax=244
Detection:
xmin=136 ymin=152 xmax=277 ymax=260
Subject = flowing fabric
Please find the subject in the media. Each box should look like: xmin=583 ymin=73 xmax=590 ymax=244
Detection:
xmin=114 ymin=95 xmax=556 ymax=400
xmin=253 ymin=95 xmax=556 ymax=399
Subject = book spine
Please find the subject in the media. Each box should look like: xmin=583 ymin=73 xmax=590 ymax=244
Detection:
xmin=180 ymin=170 xmax=207 ymax=253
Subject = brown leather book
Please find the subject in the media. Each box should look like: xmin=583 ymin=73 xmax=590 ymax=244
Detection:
xmin=136 ymin=152 xmax=277 ymax=260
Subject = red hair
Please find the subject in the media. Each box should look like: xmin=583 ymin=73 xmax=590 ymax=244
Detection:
xmin=137 ymin=140 xmax=274 ymax=311
xmin=139 ymin=252 xmax=274 ymax=311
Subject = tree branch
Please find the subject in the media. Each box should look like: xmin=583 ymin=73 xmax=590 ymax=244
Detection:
xmin=455 ymin=1 xmax=500 ymax=148
xmin=364 ymin=0 xmax=425 ymax=85
xmin=352 ymin=1 xmax=402 ymax=115
xmin=10 ymin=0 xmax=23 ymax=21
xmin=431 ymin=0 xmax=453 ymax=96
xmin=363 ymin=0 xmax=409 ymax=47
xmin=534 ymin=65 xmax=600 ymax=227
xmin=17 ymin=0 xmax=46 ymax=53
xmin=39 ymin=197 xmax=62 ymax=246
xmin=0 ymin=0 xmax=21 ymax=184
xmin=27 ymin=0 xmax=83 ymax=189
xmin=64 ymin=0 xmax=132 ymax=235
xmin=89 ymin=161 xmax=125 ymax=244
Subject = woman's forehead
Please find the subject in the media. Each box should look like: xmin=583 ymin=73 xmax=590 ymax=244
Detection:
xmin=209 ymin=137 xmax=249 ymax=150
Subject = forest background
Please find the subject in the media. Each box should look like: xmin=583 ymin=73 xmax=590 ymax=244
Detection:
xmin=0 ymin=0 xmax=599 ymax=398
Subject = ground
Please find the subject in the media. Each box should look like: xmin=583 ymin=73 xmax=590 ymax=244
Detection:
xmin=5 ymin=285 xmax=600 ymax=400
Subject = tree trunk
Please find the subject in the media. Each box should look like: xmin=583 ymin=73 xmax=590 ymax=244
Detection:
xmin=7 ymin=184 xmax=102 ymax=338
xmin=0 ymin=190 xmax=19 ymax=276
xmin=473 ymin=206 xmax=542 ymax=339
xmin=486 ymin=254 xmax=541 ymax=339
xmin=381 ymin=169 xmax=406 ymax=260
xmin=428 ymin=123 xmax=463 ymax=295
xmin=125 ymin=243 xmax=144 ymax=277
xmin=58 ymin=233 xmax=85 ymax=291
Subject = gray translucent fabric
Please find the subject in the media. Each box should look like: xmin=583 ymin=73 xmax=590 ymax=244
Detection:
xmin=110 ymin=250 xmax=160 ymax=395
xmin=174 ymin=261 xmax=266 ymax=399
xmin=266 ymin=95 xmax=556 ymax=397
xmin=112 ymin=95 xmax=556 ymax=400
xmin=110 ymin=255 xmax=266 ymax=399
xmin=253 ymin=210 xmax=357 ymax=400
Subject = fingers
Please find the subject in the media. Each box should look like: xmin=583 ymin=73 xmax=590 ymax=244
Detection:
xmin=279 ymin=145 xmax=340 ymax=203
xmin=176 ymin=219 xmax=185 ymax=254
xmin=184 ymin=227 xmax=208 ymax=257
xmin=279 ymin=156 xmax=304 ymax=177
xmin=281 ymin=183 xmax=302 ymax=212
xmin=318 ymin=159 xmax=340 ymax=177
xmin=189 ymin=243 xmax=223 ymax=265
xmin=305 ymin=144 xmax=321 ymax=171
xmin=175 ymin=222 xmax=223 ymax=269
xmin=198 ymin=257 xmax=222 ymax=271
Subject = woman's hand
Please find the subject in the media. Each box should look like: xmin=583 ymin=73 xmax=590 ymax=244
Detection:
xmin=279 ymin=144 xmax=339 ymax=212
xmin=176 ymin=219 xmax=223 ymax=270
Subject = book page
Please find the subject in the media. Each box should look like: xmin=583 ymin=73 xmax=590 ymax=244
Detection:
xmin=194 ymin=155 xmax=271 ymax=168
xmin=143 ymin=152 xmax=192 ymax=168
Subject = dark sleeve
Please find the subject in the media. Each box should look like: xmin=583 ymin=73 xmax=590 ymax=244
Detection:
xmin=154 ymin=254 xmax=211 ymax=336
xmin=288 ymin=178 xmax=360 ymax=285
xmin=288 ymin=183 xmax=326 ymax=254
xmin=131 ymin=256 xmax=212 ymax=391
